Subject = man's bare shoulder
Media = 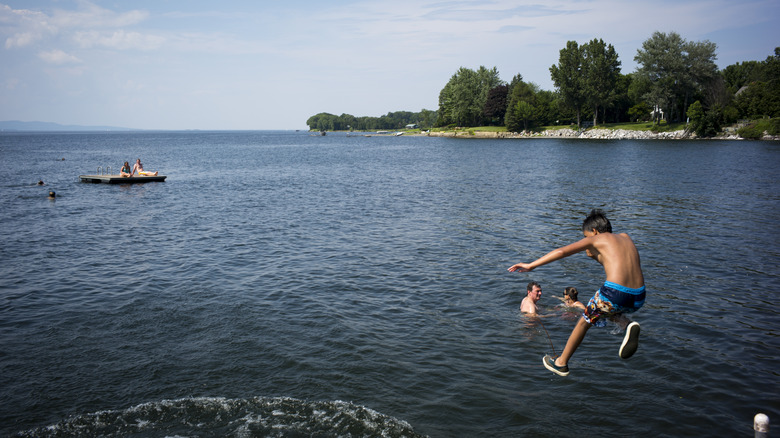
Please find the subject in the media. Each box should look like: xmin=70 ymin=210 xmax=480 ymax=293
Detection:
xmin=520 ymin=297 xmax=537 ymax=314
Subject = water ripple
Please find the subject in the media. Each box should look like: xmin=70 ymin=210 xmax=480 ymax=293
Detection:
xmin=1 ymin=133 xmax=778 ymax=436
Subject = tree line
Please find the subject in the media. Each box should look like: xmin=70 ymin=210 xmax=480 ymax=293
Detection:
xmin=307 ymin=31 xmax=779 ymax=137
xmin=306 ymin=110 xmax=437 ymax=132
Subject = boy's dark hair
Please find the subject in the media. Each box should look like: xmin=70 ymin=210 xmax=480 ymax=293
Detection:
xmin=582 ymin=209 xmax=612 ymax=233
xmin=527 ymin=281 xmax=541 ymax=292
xmin=564 ymin=287 xmax=578 ymax=301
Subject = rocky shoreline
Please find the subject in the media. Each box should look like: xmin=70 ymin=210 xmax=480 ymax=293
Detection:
xmin=426 ymin=128 xmax=777 ymax=140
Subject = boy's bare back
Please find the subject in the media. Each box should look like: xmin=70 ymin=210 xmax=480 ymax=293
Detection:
xmin=584 ymin=231 xmax=644 ymax=289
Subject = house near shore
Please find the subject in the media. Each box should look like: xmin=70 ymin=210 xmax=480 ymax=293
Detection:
xmin=651 ymin=105 xmax=665 ymax=121
xmin=405 ymin=123 xmax=418 ymax=129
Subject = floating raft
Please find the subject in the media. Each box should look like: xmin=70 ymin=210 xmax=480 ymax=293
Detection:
xmin=79 ymin=174 xmax=167 ymax=184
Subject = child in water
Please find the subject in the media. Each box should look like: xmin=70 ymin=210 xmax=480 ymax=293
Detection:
xmin=508 ymin=209 xmax=645 ymax=376
xmin=562 ymin=287 xmax=586 ymax=311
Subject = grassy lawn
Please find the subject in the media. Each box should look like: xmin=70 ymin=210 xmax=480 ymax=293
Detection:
xmin=429 ymin=126 xmax=507 ymax=133
xmin=597 ymin=121 xmax=687 ymax=131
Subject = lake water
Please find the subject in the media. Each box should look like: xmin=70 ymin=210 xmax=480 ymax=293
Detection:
xmin=1 ymin=131 xmax=778 ymax=437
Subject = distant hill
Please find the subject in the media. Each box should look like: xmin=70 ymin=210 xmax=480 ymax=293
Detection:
xmin=0 ymin=120 xmax=138 ymax=132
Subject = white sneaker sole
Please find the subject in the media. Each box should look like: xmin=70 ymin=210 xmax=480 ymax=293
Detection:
xmin=619 ymin=321 xmax=640 ymax=359
xmin=542 ymin=355 xmax=570 ymax=376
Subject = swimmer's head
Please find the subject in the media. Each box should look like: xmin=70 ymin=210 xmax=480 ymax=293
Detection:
xmin=48 ymin=191 xmax=56 ymax=198
xmin=582 ymin=209 xmax=612 ymax=233
xmin=37 ymin=180 xmax=44 ymax=185
xmin=526 ymin=281 xmax=542 ymax=299
xmin=564 ymin=287 xmax=578 ymax=302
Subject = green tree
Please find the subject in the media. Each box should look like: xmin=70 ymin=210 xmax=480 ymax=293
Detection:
xmin=550 ymin=41 xmax=586 ymax=129
xmin=476 ymin=66 xmax=504 ymax=118
xmin=628 ymin=102 xmax=651 ymax=122
xmin=437 ymin=66 xmax=502 ymax=127
xmin=687 ymin=100 xmax=705 ymax=132
xmin=583 ymin=38 xmax=621 ymax=126
xmin=723 ymin=60 xmax=764 ymax=92
xmin=533 ymin=89 xmax=560 ymax=126
xmin=634 ymin=31 xmax=685 ymax=123
xmin=702 ymin=74 xmax=736 ymax=124
xmin=306 ymin=112 xmax=338 ymax=131
xmin=634 ymin=31 xmax=718 ymax=123
xmin=681 ymin=39 xmax=719 ymax=117
xmin=736 ymin=81 xmax=780 ymax=118
xmin=307 ymin=110 xmax=437 ymax=131
xmin=609 ymin=73 xmax=634 ymax=123
xmin=483 ymin=85 xmax=509 ymax=125
xmin=505 ymin=79 xmax=538 ymax=132
xmin=515 ymin=101 xmax=535 ymax=131
xmin=687 ymin=100 xmax=722 ymax=137
xmin=418 ymin=109 xmax=438 ymax=130
xmin=339 ymin=113 xmax=357 ymax=131
xmin=733 ymin=48 xmax=780 ymax=118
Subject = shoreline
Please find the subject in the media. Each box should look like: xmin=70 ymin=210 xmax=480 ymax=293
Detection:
xmin=425 ymin=128 xmax=778 ymax=140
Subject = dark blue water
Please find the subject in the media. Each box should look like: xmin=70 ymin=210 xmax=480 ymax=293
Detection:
xmin=1 ymin=131 xmax=778 ymax=437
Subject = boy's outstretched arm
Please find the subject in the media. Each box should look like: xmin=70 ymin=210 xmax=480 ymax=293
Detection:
xmin=507 ymin=262 xmax=535 ymax=272
xmin=508 ymin=237 xmax=595 ymax=273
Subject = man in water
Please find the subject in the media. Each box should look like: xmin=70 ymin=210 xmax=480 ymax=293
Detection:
xmin=520 ymin=281 xmax=542 ymax=314
xmin=508 ymin=209 xmax=645 ymax=376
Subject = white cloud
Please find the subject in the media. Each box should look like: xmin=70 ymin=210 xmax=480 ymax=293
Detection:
xmin=1 ymin=1 xmax=150 ymax=49
xmin=5 ymin=31 xmax=36 ymax=48
xmin=1 ymin=4 xmax=56 ymax=48
xmin=38 ymin=48 xmax=81 ymax=64
xmin=72 ymin=29 xmax=165 ymax=50
xmin=50 ymin=0 xmax=148 ymax=29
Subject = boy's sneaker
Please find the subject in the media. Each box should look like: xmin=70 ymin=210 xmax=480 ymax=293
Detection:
xmin=619 ymin=321 xmax=641 ymax=359
xmin=543 ymin=355 xmax=569 ymax=376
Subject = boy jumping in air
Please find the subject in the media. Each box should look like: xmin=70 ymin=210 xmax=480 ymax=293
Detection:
xmin=508 ymin=209 xmax=645 ymax=376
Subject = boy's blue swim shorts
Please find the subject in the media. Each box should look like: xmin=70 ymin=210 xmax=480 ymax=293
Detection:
xmin=583 ymin=281 xmax=645 ymax=327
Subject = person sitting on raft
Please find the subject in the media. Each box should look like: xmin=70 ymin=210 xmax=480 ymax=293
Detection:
xmin=120 ymin=161 xmax=133 ymax=177
xmin=132 ymin=158 xmax=158 ymax=176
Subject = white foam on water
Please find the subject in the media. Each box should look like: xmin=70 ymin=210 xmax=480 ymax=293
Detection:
xmin=15 ymin=396 xmax=426 ymax=437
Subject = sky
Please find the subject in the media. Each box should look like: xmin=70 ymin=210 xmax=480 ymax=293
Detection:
xmin=1 ymin=0 xmax=778 ymax=130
